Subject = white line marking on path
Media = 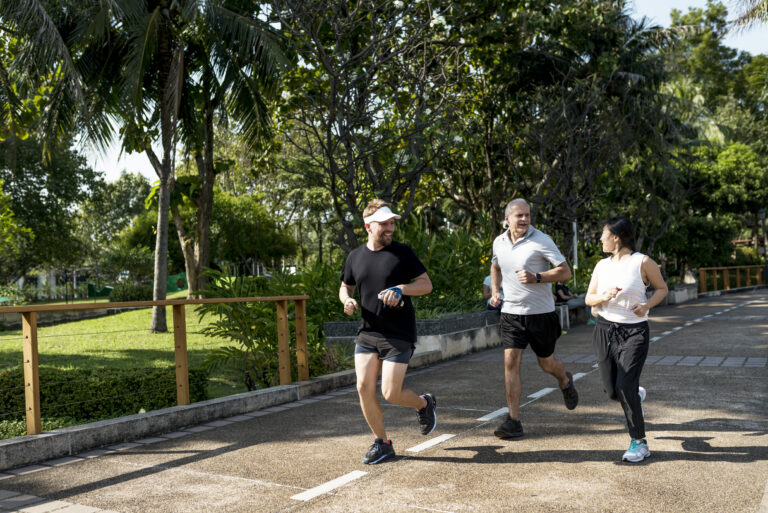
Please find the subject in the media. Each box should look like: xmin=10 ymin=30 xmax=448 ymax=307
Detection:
xmin=704 ymin=314 xmax=713 ymax=318
xmin=673 ymin=326 xmax=683 ymax=331
xmin=684 ymin=322 xmax=693 ymax=327
xmin=694 ymin=318 xmax=703 ymax=322
xmin=528 ymin=388 xmax=556 ymax=399
xmin=477 ymin=407 xmax=508 ymax=421
xmin=291 ymin=471 xmax=367 ymax=501
xmin=715 ymin=311 xmax=723 ymax=315
xmin=662 ymin=331 xmax=673 ymax=336
xmin=406 ymin=434 xmax=456 ymax=453
xmin=650 ymin=336 xmax=662 ymax=342
xmin=759 ymin=474 xmax=768 ymax=513
xmin=572 ymin=372 xmax=587 ymax=381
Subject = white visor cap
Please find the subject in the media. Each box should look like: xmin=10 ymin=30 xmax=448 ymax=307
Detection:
xmin=364 ymin=206 xmax=402 ymax=224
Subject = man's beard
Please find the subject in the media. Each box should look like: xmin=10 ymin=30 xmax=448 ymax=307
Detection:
xmin=375 ymin=232 xmax=393 ymax=246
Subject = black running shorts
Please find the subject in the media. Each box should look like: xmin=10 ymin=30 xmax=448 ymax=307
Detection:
xmin=500 ymin=311 xmax=561 ymax=358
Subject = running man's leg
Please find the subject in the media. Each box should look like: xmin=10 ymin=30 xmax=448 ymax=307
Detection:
xmin=355 ymin=351 xmax=386 ymax=439
xmin=380 ymin=360 xmax=426 ymax=409
xmin=503 ymin=348 xmax=524 ymax=420
xmin=536 ymin=354 xmax=569 ymax=388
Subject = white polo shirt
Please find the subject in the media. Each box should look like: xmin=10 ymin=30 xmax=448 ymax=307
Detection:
xmin=491 ymin=226 xmax=566 ymax=315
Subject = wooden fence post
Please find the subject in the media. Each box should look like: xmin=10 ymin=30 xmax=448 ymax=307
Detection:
xmin=723 ymin=269 xmax=730 ymax=290
xmin=276 ymin=300 xmax=291 ymax=385
xmin=22 ymin=312 xmax=41 ymax=435
xmin=172 ymin=305 xmax=190 ymax=406
xmin=295 ymin=299 xmax=309 ymax=382
xmin=699 ymin=269 xmax=706 ymax=293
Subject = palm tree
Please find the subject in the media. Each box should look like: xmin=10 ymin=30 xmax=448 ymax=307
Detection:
xmin=730 ymin=0 xmax=767 ymax=32
xmin=2 ymin=0 xmax=285 ymax=329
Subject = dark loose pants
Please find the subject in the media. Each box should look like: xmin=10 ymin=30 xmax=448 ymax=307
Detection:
xmin=592 ymin=317 xmax=649 ymax=440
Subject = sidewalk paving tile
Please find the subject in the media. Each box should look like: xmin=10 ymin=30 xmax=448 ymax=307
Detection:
xmin=722 ymin=357 xmax=746 ymax=367
xmin=745 ymin=357 xmax=767 ymax=367
xmin=133 ymin=437 xmax=168 ymax=444
xmin=105 ymin=443 xmax=142 ymax=451
xmin=0 ymin=494 xmax=45 ymax=509
xmin=159 ymin=431 xmax=189 ymax=439
xmin=202 ymin=420 xmax=234 ymax=428
xmin=76 ymin=450 xmax=113 ymax=459
xmin=242 ymin=411 xmax=270 ymax=417
xmin=225 ymin=415 xmax=253 ymax=422
xmin=700 ymin=356 xmax=725 ymax=366
xmin=44 ymin=457 xmax=81 ymax=467
xmin=6 ymin=465 xmax=48 ymax=475
xmin=656 ymin=355 xmax=684 ymax=365
xmin=677 ymin=356 xmax=704 ymax=366
xmin=0 ymin=491 xmax=21 ymax=500
xmin=184 ymin=425 xmax=214 ymax=433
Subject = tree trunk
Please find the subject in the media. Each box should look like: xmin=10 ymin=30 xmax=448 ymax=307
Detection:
xmin=193 ymin=90 xmax=215 ymax=296
xmin=150 ymin=171 xmax=172 ymax=332
xmin=149 ymin=29 xmax=181 ymax=333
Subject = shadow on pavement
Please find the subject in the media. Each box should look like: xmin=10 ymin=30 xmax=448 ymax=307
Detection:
xmin=408 ymin=437 xmax=768 ymax=465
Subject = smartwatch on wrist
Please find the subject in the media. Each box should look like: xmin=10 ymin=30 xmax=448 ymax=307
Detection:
xmin=535 ymin=273 xmax=542 ymax=283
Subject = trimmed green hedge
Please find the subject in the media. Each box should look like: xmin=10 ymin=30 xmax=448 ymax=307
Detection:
xmin=109 ymin=283 xmax=153 ymax=302
xmin=0 ymin=366 xmax=209 ymax=421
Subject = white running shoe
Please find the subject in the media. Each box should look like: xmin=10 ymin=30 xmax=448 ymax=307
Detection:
xmin=622 ymin=439 xmax=651 ymax=462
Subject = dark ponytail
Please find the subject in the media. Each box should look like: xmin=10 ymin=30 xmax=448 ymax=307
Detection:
xmin=604 ymin=217 xmax=636 ymax=252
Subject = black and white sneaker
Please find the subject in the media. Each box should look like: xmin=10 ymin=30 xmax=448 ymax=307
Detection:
xmin=417 ymin=393 xmax=437 ymax=435
xmin=362 ymin=439 xmax=395 ymax=465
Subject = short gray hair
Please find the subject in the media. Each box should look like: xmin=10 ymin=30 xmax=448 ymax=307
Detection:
xmin=504 ymin=198 xmax=529 ymax=217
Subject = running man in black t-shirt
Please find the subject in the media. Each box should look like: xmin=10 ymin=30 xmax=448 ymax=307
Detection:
xmin=339 ymin=199 xmax=437 ymax=465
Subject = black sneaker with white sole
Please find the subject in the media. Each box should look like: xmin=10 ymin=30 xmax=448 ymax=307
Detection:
xmin=417 ymin=393 xmax=437 ymax=435
xmin=494 ymin=415 xmax=524 ymax=438
xmin=561 ymin=371 xmax=579 ymax=410
xmin=362 ymin=439 xmax=395 ymax=465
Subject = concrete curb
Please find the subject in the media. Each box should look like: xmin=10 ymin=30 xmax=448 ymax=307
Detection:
xmin=0 ymin=370 xmax=353 ymax=471
xmin=0 ymin=315 xmax=502 ymax=471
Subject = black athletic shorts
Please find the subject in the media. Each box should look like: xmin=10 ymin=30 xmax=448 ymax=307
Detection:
xmin=500 ymin=311 xmax=561 ymax=358
xmin=354 ymin=332 xmax=414 ymax=363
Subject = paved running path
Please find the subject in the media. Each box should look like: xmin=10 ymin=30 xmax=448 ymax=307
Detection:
xmin=0 ymin=291 xmax=766 ymax=512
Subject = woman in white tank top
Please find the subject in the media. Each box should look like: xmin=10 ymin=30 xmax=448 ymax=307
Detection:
xmin=585 ymin=217 xmax=668 ymax=463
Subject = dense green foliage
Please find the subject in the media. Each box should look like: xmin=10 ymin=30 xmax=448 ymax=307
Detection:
xmin=109 ymin=283 xmax=154 ymax=302
xmin=0 ymin=367 xmax=209 ymax=439
xmin=196 ymin=268 xmax=353 ymax=390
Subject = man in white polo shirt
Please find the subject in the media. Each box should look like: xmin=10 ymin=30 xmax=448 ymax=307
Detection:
xmin=489 ymin=198 xmax=579 ymax=438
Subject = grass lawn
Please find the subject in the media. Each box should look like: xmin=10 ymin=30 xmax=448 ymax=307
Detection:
xmin=0 ymin=303 xmax=249 ymax=399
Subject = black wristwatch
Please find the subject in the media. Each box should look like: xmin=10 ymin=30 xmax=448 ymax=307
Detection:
xmin=535 ymin=273 xmax=542 ymax=283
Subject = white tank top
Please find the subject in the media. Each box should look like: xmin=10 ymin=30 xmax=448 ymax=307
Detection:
xmin=592 ymin=252 xmax=648 ymax=324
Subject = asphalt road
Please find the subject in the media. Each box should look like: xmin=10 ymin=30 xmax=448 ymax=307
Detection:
xmin=0 ymin=290 xmax=766 ymax=513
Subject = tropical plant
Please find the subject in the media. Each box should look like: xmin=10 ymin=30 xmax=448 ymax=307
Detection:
xmin=195 ymin=267 xmax=352 ymax=391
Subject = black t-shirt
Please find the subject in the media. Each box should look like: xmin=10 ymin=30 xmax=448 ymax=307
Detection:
xmin=555 ymin=283 xmax=570 ymax=303
xmin=340 ymin=241 xmax=427 ymax=345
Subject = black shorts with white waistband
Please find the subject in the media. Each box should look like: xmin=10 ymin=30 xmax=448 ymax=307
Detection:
xmin=354 ymin=332 xmax=414 ymax=364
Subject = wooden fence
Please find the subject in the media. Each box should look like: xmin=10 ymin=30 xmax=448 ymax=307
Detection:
xmin=698 ymin=265 xmax=764 ymax=293
xmin=0 ymin=296 xmax=309 ymax=436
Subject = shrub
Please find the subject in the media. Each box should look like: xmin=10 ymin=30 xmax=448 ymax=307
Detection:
xmin=0 ymin=366 xmax=209 ymax=432
xmin=196 ymin=268 xmax=353 ymax=390
xmin=109 ymin=283 xmax=153 ymax=302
